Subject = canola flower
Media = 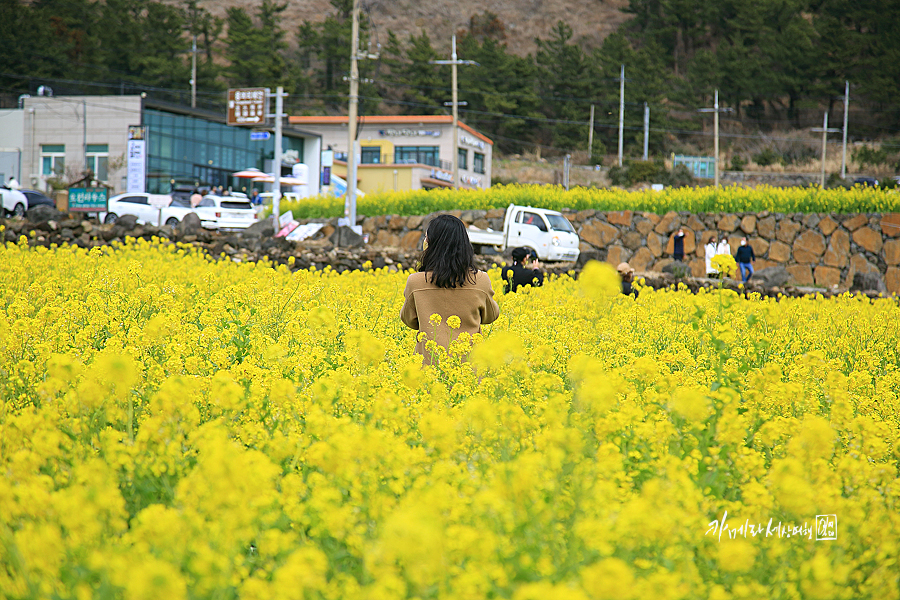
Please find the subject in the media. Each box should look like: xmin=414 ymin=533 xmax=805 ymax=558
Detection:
xmin=1 ymin=236 xmax=899 ymax=600
xmin=280 ymin=183 xmax=900 ymax=219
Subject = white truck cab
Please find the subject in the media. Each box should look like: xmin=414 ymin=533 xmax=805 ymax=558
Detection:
xmin=467 ymin=203 xmax=580 ymax=262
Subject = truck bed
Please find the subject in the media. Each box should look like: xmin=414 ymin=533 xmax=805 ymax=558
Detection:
xmin=467 ymin=226 xmax=504 ymax=246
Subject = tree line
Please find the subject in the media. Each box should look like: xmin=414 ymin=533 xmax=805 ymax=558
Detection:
xmin=2 ymin=0 xmax=898 ymax=159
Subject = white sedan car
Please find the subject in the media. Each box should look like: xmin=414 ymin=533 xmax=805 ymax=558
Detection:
xmin=193 ymin=195 xmax=256 ymax=230
xmin=1 ymin=187 xmax=29 ymax=217
xmin=102 ymin=193 xmax=196 ymax=227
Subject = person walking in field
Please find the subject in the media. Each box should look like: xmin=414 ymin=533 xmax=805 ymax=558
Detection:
xmin=400 ymin=214 xmax=500 ymax=364
xmin=735 ymin=237 xmax=756 ymax=282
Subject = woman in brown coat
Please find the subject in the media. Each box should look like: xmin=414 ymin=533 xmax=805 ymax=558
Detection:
xmin=400 ymin=214 xmax=500 ymax=362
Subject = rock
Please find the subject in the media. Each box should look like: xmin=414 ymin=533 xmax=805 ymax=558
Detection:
xmin=472 ymin=218 xmax=490 ymax=230
xmin=362 ymin=218 xmax=378 ymax=234
xmin=842 ymin=214 xmax=868 ymax=231
xmin=241 ymin=218 xmax=274 ymax=239
xmin=576 ymin=249 xmax=603 ymax=268
xmin=26 ymin=204 xmax=65 ymax=223
xmin=819 ymin=215 xmax=839 ymax=236
xmin=814 ymin=266 xmax=841 ymax=288
xmin=389 ymin=215 xmax=407 ymax=230
xmin=635 ymin=218 xmax=654 ymax=236
xmin=407 ymin=215 xmax=425 ymax=230
xmin=628 ymin=247 xmax=653 ymax=271
xmin=605 ymin=245 xmax=632 ymax=266
xmin=374 ymin=229 xmax=400 ymax=247
xmin=485 ymin=208 xmax=506 ymax=219
xmin=753 ymin=266 xmax=790 ymax=288
xmin=654 ymin=211 xmax=679 ymax=234
xmin=885 ymin=267 xmax=900 ymax=295
xmin=400 ymin=230 xmax=423 ymax=251
xmin=717 ymin=214 xmax=741 ymax=232
xmin=792 ymin=230 xmax=826 ymax=263
xmin=580 ymin=221 xmax=620 ymax=248
xmin=775 ymin=220 xmax=801 ymax=244
xmin=740 ymin=215 xmax=757 ymax=234
xmin=689 ymin=258 xmax=706 ymax=277
xmin=884 ymin=238 xmax=900 ymax=266
xmin=652 ymin=257 xmax=674 ymax=272
xmin=642 ymin=212 xmax=661 ymax=225
xmin=646 ymin=233 xmax=663 ymax=257
xmin=115 ymin=214 xmax=139 ymax=230
xmin=768 ymin=240 xmax=791 ymax=263
xmin=662 ymin=260 xmax=691 ymax=278
xmin=687 ymin=215 xmax=705 ymax=232
xmin=880 ymin=214 xmax=900 ymax=238
xmin=851 ymin=272 xmax=886 ymax=293
xmin=852 ymin=226 xmax=883 ymax=254
xmin=607 ymin=210 xmax=632 ymax=226
xmin=177 ymin=212 xmax=202 ymax=235
xmin=622 ymin=231 xmax=642 ymax=250
xmin=786 ymin=264 xmax=813 ymax=286
xmin=823 ymin=228 xmax=850 ymax=268
xmin=757 ymin=216 xmax=776 ymax=238
xmin=749 ymin=238 xmax=769 ymax=256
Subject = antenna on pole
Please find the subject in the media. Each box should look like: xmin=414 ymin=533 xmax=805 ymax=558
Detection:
xmin=430 ymin=35 xmax=479 ymax=188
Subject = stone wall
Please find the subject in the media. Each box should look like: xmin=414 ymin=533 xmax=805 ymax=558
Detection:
xmin=354 ymin=209 xmax=900 ymax=294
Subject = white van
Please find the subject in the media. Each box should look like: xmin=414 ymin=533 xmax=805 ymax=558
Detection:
xmin=467 ymin=204 xmax=580 ymax=262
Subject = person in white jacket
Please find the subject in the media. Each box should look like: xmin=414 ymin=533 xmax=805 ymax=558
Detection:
xmin=704 ymin=235 xmax=718 ymax=276
xmin=716 ymin=236 xmax=732 ymax=261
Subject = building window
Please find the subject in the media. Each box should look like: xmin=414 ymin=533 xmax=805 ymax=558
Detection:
xmin=458 ymin=148 xmax=468 ymax=170
xmin=395 ymin=146 xmax=439 ymax=167
xmin=473 ymin=152 xmax=485 ymax=174
xmin=361 ymin=146 xmax=381 ymax=164
xmin=86 ymin=144 xmax=109 ymax=181
xmin=41 ymin=144 xmax=65 ymax=176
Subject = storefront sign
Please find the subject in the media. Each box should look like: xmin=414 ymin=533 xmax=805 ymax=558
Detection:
xmin=379 ymin=129 xmax=441 ymax=137
xmin=227 ymin=88 xmax=267 ymax=125
xmin=459 ymin=134 xmax=485 ymax=150
xmin=430 ymin=169 xmax=454 ymax=183
xmin=68 ymin=187 xmax=109 ymax=212
xmin=460 ymin=175 xmax=482 ymax=187
xmin=126 ymin=125 xmax=146 ymax=193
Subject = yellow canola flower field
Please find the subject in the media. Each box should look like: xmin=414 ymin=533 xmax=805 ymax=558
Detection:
xmin=1 ymin=236 xmax=899 ymax=600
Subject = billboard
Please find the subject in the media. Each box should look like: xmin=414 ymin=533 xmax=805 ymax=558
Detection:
xmin=126 ymin=125 xmax=146 ymax=193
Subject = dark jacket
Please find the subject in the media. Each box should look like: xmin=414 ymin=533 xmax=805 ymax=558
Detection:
xmin=501 ymin=263 xmax=544 ymax=293
xmin=735 ymin=245 xmax=755 ymax=264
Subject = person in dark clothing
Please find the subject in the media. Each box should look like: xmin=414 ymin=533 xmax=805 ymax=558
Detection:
xmin=617 ymin=262 xmax=639 ymax=298
xmin=502 ymin=247 xmax=544 ymax=293
xmin=735 ymin=237 xmax=755 ymax=282
xmin=672 ymin=228 xmax=685 ymax=261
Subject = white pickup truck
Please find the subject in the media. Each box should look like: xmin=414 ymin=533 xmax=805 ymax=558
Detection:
xmin=467 ymin=203 xmax=580 ymax=262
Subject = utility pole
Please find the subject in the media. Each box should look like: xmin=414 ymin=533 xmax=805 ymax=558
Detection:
xmin=269 ymin=86 xmax=287 ymax=230
xmin=430 ymin=36 xmax=478 ymax=187
xmin=811 ymin=112 xmax=841 ymax=188
xmin=346 ymin=0 xmax=361 ymax=229
xmin=588 ymin=104 xmax=595 ymax=162
xmin=564 ymin=154 xmax=571 ymax=190
xmin=345 ymin=0 xmax=378 ymax=228
xmin=643 ymin=102 xmax=649 ymax=161
xmin=841 ymin=81 xmax=849 ymax=179
xmin=698 ymin=90 xmax=733 ymax=188
xmin=618 ymin=64 xmax=625 ymax=166
xmin=191 ymin=34 xmax=197 ymax=109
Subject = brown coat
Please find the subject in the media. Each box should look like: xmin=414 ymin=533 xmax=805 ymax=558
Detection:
xmin=400 ymin=270 xmax=500 ymax=359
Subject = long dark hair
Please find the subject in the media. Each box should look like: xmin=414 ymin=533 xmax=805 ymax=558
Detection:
xmin=418 ymin=214 xmax=477 ymax=288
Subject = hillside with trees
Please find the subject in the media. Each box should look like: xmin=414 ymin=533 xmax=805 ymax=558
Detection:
xmin=2 ymin=0 xmax=899 ymax=172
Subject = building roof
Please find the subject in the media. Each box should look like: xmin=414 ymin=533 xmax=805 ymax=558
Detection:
xmin=288 ymin=114 xmax=493 ymax=146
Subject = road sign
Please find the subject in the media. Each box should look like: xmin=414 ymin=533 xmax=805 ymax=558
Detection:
xmin=250 ymin=131 xmax=271 ymax=141
xmin=148 ymin=194 xmax=172 ymax=208
xmin=227 ymin=88 xmax=267 ymax=126
xmin=68 ymin=187 xmax=108 ymax=212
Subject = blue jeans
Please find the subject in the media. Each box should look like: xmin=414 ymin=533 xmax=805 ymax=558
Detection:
xmin=739 ymin=262 xmax=754 ymax=282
